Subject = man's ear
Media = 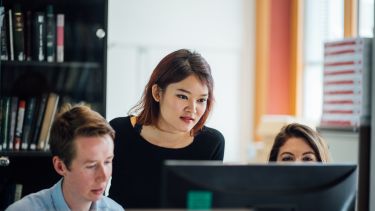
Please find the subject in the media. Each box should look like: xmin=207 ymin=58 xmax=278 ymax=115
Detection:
xmin=53 ymin=156 xmax=68 ymax=176
xmin=152 ymin=84 xmax=161 ymax=102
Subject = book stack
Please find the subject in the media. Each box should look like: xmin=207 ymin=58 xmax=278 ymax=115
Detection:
xmin=320 ymin=37 xmax=372 ymax=129
xmin=0 ymin=4 xmax=64 ymax=62
xmin=0 ymin=93 xmax=60 ymax=152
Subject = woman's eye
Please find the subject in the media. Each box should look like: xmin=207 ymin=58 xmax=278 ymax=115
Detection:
xmin=177 ymin=94 xmax=188 ymax=100
xmin=302 ymin=156 xmax=315 ymax=162
xmin=198 ymin=98 xmax=207 ymax=103
xmin=281 ymin=156 xmax=294 ymax=162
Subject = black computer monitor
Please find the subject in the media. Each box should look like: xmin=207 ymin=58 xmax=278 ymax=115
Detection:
xmin=161 ymin=160 xmax=357 ymax=211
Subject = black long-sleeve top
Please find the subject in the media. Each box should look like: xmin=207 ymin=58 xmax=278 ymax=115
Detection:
xmin=108 ymin=116 xmax=225 ymax=208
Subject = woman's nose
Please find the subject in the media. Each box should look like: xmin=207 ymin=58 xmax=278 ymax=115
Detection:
xmin=185 ymin=100 xmax=197 ymax=113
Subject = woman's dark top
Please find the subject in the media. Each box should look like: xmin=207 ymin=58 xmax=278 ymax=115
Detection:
xmin=108 ymin=116 xmax=225 ymax=208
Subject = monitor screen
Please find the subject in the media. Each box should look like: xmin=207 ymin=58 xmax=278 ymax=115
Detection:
xmin=161 ymin=161 xmax=357 ymax=211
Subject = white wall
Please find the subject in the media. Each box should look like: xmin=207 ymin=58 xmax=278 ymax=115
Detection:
xmin=106 ymin=0 xmax=255 ymax=161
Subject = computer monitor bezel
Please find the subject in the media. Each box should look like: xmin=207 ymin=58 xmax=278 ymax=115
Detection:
xmin=161 ymin=160 xmax=357 ymax=211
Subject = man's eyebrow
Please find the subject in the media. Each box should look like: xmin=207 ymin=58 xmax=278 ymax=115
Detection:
xmin=83 ymin=160 xmax=97 ymax=164
xmin=83 ymin=155 xmax=114 ymax=163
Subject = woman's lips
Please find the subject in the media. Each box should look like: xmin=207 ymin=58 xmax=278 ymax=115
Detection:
xmin=180 ymin=116 xmax=194 ymax=123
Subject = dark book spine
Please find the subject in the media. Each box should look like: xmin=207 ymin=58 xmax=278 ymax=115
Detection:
xmin=0 ymin=98 xmax=3 ymax=150
xmin=8 ymin=9 xmax=14 ymax=61
xmin=21 ymin=97 xmax=36 ymax=150
xmin=55 ymin=68 xmax=68 ymax=92
xmin=45 ymin=5 xmax=55 ymax=62
xmin=1 ymin=97 xmax=10 ymax=150
xmin=13 ymin=4 xmax=25 ymax=61
xmin=0 ymin=7 xmax=9 ymax=60
xmin=33 ymin=12 xmax=45 ymax=61
xmin=74 ymin=68 xmax=90 ymax=99
xmin=29 ymin=94 xmax=47 ymax=150
xmin=7 ymin=96 xmax=19 ymax=150
xmin=25 ymin=11 xmax=32 ymax=61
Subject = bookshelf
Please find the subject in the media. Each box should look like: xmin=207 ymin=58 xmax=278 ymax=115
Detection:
xmin=318 ymin=37 xmax=372 ymax=211
xmin=317 ymin=126 xmax=370 ymax=211
xmin=0 ymin=0 xmax=108 ymax=208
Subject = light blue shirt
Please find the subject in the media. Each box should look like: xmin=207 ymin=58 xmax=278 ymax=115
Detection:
xmin=5 ymin=179 xmax=125 ymax=211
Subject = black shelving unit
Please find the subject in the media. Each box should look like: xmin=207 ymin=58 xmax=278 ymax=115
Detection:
xmin=0 ymin=0 xmax=108 ymax=208
xmin=318 ymin=125 xmax=371 ymax=211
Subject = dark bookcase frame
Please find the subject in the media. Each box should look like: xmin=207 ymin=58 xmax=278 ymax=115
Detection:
xmin=0 ymin=0 xmax=108 ymax=208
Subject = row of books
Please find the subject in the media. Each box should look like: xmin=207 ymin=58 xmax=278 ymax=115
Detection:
xmin=0 ymin=93 xmax=59 ymax=152
xmin=320 ymin=37 xmax=372 ymax=129
xmin=0 ymin=4 xmax=64 ymax=62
